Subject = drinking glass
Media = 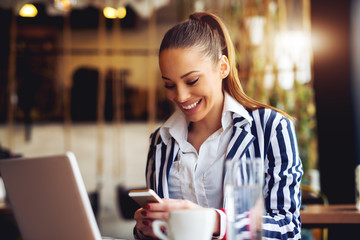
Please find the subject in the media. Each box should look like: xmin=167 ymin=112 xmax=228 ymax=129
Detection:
xmin=225 ymin=158 xmax=264 ymax=240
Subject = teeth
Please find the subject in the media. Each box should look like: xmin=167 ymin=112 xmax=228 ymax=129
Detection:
xmin=182 ymin=100 xmax=200 ymax=110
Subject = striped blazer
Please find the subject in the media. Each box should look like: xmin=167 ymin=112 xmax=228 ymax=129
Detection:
xmin=145 ymin=108 xmax=303 ymax=239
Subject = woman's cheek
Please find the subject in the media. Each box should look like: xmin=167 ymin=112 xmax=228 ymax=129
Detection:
xmin=166 ymin=90 xmax=175 ymax=102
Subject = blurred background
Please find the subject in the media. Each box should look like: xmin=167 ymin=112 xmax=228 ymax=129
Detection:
xmin=0 ymin=0 xmax=359 ymax=239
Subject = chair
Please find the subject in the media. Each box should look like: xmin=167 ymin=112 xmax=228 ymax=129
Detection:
xmin=88 ymin=190 xmax=100 ymax=219
xmin=116 ymin=185 xmax=143 ymax=219
xmin=301 ymin=184 xmax=328 ymax=205
xmin=301 ymin=184 xmax=328 ymax=240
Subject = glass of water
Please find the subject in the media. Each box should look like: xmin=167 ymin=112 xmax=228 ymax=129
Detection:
xmin=225 ymin=158 xmax=264 ymax=240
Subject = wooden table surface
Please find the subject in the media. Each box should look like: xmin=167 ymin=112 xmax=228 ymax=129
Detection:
xmin=301 ymin=204 xmax=360 ymax=225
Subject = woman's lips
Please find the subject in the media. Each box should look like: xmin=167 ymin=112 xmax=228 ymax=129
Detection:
xmin=181 ymin=99 xmax=201 ymax=110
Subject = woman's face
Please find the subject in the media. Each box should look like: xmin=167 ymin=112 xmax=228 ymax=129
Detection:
xmin=159 ymin=48 xmax=227 ymax=123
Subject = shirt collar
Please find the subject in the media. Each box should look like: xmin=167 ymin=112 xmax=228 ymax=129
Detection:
xmin=160 ymin=109 xmax=189 ymax=145
xmin=222 ymin=92 xmax=253 ymax=129
xmin=159 ymin=92 xmax=253 ymax=145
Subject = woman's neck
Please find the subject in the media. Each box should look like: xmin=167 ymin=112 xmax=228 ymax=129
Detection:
xmin=187 ymin=96 xmax=224 ymax=152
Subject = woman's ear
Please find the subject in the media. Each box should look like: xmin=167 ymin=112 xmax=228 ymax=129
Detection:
xmin=219 ymin=55 xmax=230 ymax=79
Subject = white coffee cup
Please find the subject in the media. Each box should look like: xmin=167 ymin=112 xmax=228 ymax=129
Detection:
xmin=152 ymin=208 xmax=216 ymax=240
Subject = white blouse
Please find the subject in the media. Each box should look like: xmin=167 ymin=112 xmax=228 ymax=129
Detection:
xmin=160 ymin=93 xmax=253 ymax=209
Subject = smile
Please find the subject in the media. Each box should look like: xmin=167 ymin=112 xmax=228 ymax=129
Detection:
xmin=181 ymin=99 xmax=201 ymax=110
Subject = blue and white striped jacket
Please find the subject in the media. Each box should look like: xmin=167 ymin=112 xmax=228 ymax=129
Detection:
xmin=145 ymin=108 xmax=303 ymax=239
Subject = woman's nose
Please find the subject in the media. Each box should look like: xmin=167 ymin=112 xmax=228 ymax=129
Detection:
xmin=175 ymin=85 xmax=191 ymax=103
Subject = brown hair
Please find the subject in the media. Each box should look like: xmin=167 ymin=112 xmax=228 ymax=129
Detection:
xmin=159 ymin=11 xmax=293 ymax=120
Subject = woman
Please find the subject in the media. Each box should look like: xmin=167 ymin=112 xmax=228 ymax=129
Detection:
xmin=134 ymin=11 xmax=303 ymax=239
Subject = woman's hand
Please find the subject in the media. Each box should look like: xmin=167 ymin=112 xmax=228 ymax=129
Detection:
xmin=134 ymin=199 xmax=220 ymax=239
xmin=134 ymin=207 xmax=158 ymax=239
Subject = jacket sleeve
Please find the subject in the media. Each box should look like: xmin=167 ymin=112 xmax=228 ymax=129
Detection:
xmin=261 ymin=116 xmax=303 ymax=239
xmin=231 ymin=115 xmax=303 ymax=240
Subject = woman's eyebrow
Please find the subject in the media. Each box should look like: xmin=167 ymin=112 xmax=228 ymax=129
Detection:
xmin=162 ymin=76 xmax=172 ymax=81
xmin=180 ymin=71 xmax=199 ymax=79
xmin=162 ymin=70 xmax=200 ymax=81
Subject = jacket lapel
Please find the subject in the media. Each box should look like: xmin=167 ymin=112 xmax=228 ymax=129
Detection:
xmin=154 ymin=137 xmax=179 ymax=198
xmin=223 ymin=113 xmax=255 ymax=208
xmin=225 ymin=113 xmax=255 ymax=161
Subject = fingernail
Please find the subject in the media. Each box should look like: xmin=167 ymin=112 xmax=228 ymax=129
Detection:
xmin=141 ymin=211 xmax=147 ymax=216
xmin=143 ymin=204 xmax=150 ymax=210
xmin=142 ymin=220 xmax=149 ymax=226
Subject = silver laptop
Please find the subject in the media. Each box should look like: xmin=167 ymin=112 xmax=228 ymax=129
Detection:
xmin=0 ymin=152 xmax=109 ymax=240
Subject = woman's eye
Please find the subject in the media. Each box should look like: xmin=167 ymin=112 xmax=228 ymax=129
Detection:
xmin=187 ymin=77 xmax=199 ymax=86
xmin=164 ymin=85 xmax=175 ymax=89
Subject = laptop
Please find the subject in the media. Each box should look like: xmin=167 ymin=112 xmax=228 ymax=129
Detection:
xmin=0 ymin=152 xmax=118 ymax=240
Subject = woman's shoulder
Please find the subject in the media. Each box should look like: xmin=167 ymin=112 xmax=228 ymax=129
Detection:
xmin=248 ymin=107 xmax=294 ymax=128
xmin=149 ymin=127 xmax=163 ymax=146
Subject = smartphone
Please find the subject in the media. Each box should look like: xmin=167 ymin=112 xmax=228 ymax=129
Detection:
xmin=128 ymin=189 xmax=163 ymax=207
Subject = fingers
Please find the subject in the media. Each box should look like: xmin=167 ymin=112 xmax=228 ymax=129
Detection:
xmin=135 ymin=218 xmax=158 ymax=239
xmin=133 ymin=200 xmax=203 ymax=239
xmin=144 ymin=209 xmax=169 ymax=220
xmin=134 ymin=208 xmax=145 ymax=221
xmin=135 ymin=207 xmax=169 ymax=221
xmin=134 ymin=208 xmax=158 ymax=239
xmin=134 ymin=207 xmax=168 ymax=239
xmin=146 ymin=198 xmax=203 ymax=212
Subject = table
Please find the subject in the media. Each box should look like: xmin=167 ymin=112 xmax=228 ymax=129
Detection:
xmin=301 ymin=204 xmax=360 ymax=227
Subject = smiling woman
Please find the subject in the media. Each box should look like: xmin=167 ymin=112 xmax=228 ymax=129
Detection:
xmin=133 ymin=11 xmax=303 ymax=240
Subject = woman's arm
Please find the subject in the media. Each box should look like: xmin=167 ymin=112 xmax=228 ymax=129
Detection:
xmin=262 ymin=117 xmax=303 ymax=239
xmin=230 ymin=115 xmax=303 ymax=240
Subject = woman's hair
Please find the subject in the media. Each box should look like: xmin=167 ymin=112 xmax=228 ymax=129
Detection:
xmin=159 ymin=11 xmax=292 ymax=120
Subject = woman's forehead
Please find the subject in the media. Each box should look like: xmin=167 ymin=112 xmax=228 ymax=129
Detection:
xmin=160 ymin=47 xmax=199 ymax=56
xmin=159 ymin=48 xmax=219 ymax=79
xmin=159 ymin=47 xmax=214 ymax=65
xmin=160 ymin=48 xmax=213 ymax=67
